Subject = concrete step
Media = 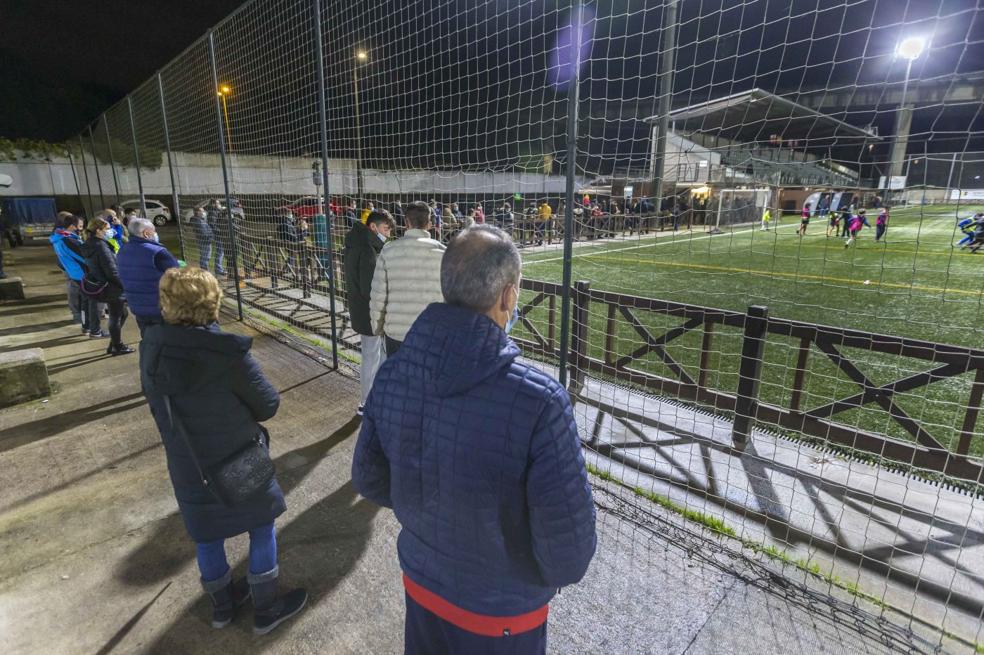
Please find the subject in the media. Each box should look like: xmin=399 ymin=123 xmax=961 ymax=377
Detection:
xmin=0 ymin=348 xmax=50 ymax=407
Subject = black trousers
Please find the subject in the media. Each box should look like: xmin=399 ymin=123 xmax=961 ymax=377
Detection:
xmin=105 ymin=296 xmax=129 ymax=348
xmin=385 ymin=336 xmax=402 ymax=356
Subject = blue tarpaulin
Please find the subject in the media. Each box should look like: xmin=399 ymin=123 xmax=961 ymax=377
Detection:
xmin=1 ymin=197 xmax=57 ymax=224
xmin=2 ymin=197 xmax=58 ymax=241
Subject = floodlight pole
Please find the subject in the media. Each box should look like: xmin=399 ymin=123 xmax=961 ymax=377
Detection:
xmin=887 ymin=57 xmax=915 ymax=202
xmin=558 ymin=2 xmax=586 ymax=388
xmin=353 ymin=60 xmax=365 ymax=201
xmin=208 ymin=30 xmax=245 ymax=321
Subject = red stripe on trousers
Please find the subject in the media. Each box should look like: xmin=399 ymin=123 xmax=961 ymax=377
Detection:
xmin=402 ymin=574 xmax=549 ymax=638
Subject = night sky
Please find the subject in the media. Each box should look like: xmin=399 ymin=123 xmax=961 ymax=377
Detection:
xmin=2 ymin=0 xmax=981 ymax=182
xmin=0 ymin=0 xmax=242 ymax=141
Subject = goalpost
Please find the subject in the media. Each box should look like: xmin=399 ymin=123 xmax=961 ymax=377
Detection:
xmin=712 ymin=187 xmax=774 ymax=230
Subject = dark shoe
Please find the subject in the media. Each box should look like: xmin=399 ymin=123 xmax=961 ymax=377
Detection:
xmin=250 ymin=570 xmax=307 ymax=636
xmin=89 ymin=330 xmax=109 ymax=339
xmin=203 ymin=572 xmax=251 ymax=629
xmin=0 ymin=272 xmax=7 ymax=279
xmin=107 ymin=343 xmax=135 ymax=356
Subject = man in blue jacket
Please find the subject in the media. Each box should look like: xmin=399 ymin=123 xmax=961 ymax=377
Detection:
xmin=353 ymin=225 xmax=597 ymax=654
xmin=117 ymin=217 xmax=179 ymax=336
xmin=49 ymin=212 xmax=89 ymax=334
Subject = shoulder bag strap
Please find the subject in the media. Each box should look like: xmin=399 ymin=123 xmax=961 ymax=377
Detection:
xmin=162 ymin=395 xmax=209 ymax=487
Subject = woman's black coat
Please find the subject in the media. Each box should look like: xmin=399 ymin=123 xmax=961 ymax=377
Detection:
xmin=140 ymin=322 xmax=286 ymax=542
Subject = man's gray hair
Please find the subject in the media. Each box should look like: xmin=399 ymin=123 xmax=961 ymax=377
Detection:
xmin=441 ymin=225 xmax=521 ymax=312
xmin=128 ymin=217 xmax=155 ymax=237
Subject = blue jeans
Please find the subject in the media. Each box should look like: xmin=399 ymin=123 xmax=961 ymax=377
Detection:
xmin=195 ymin=522 xmax=277 ymax=583
xmin=196 ymin=226 xmax=225 ymax=274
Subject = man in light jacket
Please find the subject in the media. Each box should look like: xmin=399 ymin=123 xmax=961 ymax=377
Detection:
xmin=369 ymin=201 xmax=446 ymax=355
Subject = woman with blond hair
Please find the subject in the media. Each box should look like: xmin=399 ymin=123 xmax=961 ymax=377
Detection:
xmin=140 ymin=267 xmax=306 ymax=635
xmin=81 ymin=216 xmax=133 ymax=354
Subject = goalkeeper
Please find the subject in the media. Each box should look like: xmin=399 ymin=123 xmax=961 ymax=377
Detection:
xmin=957 ymin=213 xmax=981 ymax=248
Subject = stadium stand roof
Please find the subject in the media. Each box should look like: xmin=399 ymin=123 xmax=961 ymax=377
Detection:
xmin=647 ymin=88 xmax=878 ymax=143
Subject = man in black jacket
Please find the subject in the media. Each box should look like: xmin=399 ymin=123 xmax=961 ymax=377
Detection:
xmin=344 ymin=210 xmax=394 ymax=414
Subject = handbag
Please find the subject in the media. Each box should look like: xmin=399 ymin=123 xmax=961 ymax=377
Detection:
xmin=80 ymin=276 xmax=108 ymax=300
xmin=163 ymin=396 xmax=275 ymax=507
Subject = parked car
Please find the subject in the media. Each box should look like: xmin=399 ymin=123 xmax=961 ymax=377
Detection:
xmin=276 ymin=196 xmax=325 ymax=219
xmin=121 ymin=199 xmax=172 ymax=227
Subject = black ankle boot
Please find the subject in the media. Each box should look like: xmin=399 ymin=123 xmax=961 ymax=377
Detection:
xmin=249 ymin=567 xmax=307 ymax=636
xmin=202 ymin=572 xmax=251 ymax=629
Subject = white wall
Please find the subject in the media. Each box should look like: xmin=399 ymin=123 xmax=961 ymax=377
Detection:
xmin=0 ymin=152 xmax=584 ymax=200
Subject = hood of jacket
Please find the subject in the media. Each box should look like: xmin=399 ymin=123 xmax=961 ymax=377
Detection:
xmin=141 ymin=323 xmax=252 ymax=396
xmin=48 ymin=230 xmax=78 ymax=246
xmin=399 ymin=303 xmax=520 ymax=398
xmin=344 ymin=219 xmax=384 ymax=253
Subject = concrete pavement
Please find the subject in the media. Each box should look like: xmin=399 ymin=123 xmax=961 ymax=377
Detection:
xmin=0 ymin=242 xmax=952 ymax=654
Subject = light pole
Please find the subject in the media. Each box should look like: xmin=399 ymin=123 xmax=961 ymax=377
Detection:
xmin=353 ymin=50 xmax=367 ymax=201
xmin=888 ymin=36 xmax=925 ymax=201
xmin=217 ymin=84 xmax=234 ymax=152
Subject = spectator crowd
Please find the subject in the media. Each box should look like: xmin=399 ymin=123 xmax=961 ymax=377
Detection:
xmin=39 ymin=200 xmax=597 ymax=654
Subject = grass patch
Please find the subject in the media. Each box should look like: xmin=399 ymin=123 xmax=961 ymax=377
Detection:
xmin=520 ymin=205 xmax=984 ymax=460
xmin=241 ymin=308 xmax=360 ymax=365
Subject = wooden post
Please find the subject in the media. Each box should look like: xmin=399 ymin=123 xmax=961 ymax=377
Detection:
xmin=789 ymin=335 xmax=811 ymax=411
xmin=732 ymin=305 xmax=768 ymax=448
xmin=569 ymin=280 xmax=591 ymax=392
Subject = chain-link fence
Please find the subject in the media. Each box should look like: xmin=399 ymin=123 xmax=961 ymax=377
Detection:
xmin=70 ymin=0 xmax=984 ymax=650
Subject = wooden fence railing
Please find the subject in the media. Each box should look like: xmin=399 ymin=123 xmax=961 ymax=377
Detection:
xmin=513 ymin=278 xmax=984 ymax=483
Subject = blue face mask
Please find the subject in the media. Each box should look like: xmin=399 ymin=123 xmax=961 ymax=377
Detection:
xmin=151 ymin=233 xmax=160 ymax=243
xmin=505 ymin=306 xmax=520 ymax=334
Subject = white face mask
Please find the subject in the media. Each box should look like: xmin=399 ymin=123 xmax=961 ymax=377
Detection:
xmin=377 ymin=232 xmax=387 ymax=243
xmin=150 ymin=232 xmax=160 ymax=243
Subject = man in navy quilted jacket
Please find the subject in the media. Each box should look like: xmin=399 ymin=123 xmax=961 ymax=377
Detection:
xmin=353 ymin=225 xmax=597 ymax=654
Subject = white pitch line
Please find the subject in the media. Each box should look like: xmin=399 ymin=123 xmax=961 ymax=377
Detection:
xmin=522 ymin=222 xmax=801 ymax=267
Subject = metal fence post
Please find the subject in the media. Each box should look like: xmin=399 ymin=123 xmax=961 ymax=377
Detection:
xmin=558 ymin=0 xmax=584 ymax=388
xmin=158 ymin=72 xmax=187 ymax=262
xmin=126 ymin=97 xmax=147 ymax=218
xmin=88 ymin=125 xmax=106 ymax=210
xmin=208 ymin=30 xmax=244 ymax=321
xmin=78 ymin=135 xmax=93 ymax=216
xmin=103 ymin=114 xmax=121 ymax=206
xmin=312 ymin=0 xmax=340 ymax=370
xmin=732 ymin=304 xmax=769 ymax=448
xmin=649 ymin=0 xmax=678 ymax=212
xmin=67 ymin=152 xmax=85 ymax=215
